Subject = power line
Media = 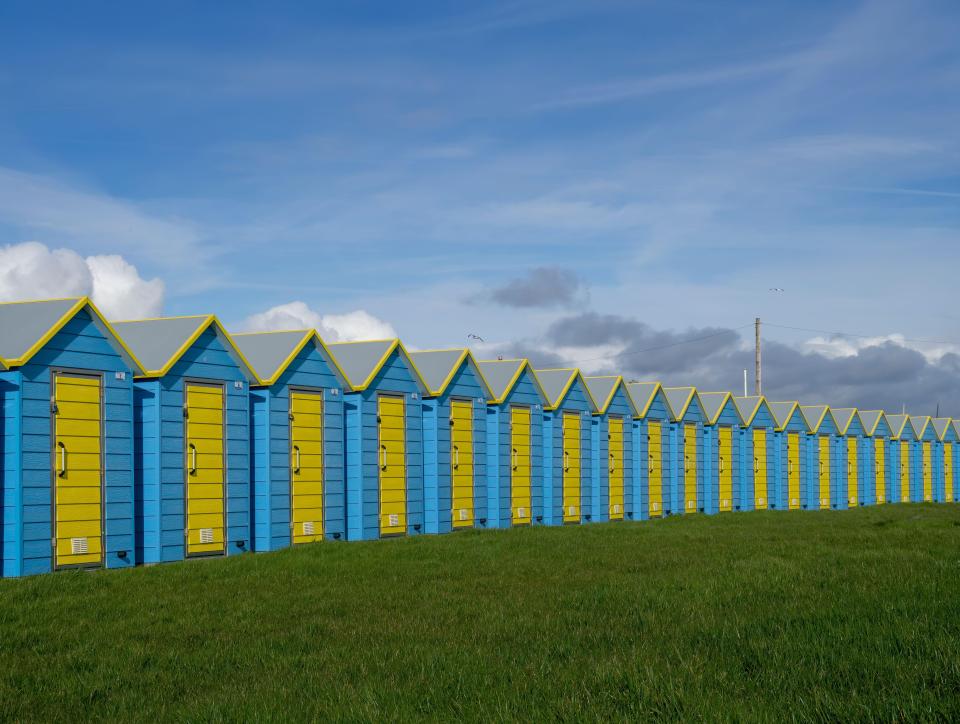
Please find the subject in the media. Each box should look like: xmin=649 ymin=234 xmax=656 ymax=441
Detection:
xmin=764 ymin=322 xmax=960 ymax=347
xmin=562 ymin=324 xmax=752 ymax=366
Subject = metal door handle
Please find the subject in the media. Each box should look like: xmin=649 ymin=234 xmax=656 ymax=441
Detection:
xmin=512 ymin=448 xmax=518 ymax=471
xmin=453 ymin=445 xmax=460 ymax=470
xmin=788 ymin=460 xmax=793 ymax=476
xmin=563 ymin=450 xmax=570 ymax=472
xmin=819 ymin=461 xmax=824 ymax=477
xmin=754 ymin=457 xmax=759 ymax=474
xmin=685 ymin=454 xmax=690 ymax=474
xmin=609 ymin=452 xmax=615 ymax=474
xmin=719 ymin=456 xmax=725 ymax=474
xmin=188 ymin=443 xmax=198 ymax=475
xmin=648 ymin=454 xmax=654 ymax=475
xmin=293 ymin=445 xmax=301 ymax=474
xmin=380 ymin=444 xmax=387 ymax=471
xmin=57 ymin=441 xmax=67 ymax=477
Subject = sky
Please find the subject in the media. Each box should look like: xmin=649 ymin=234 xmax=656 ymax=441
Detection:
xmin=0 ymin=0 xmax=959 ymax=413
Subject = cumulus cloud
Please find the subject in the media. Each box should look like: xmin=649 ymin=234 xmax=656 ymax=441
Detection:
xmin=0 ymin=241 xmax=164 ymax=319
xmin=475 ymin=267 xmax=586 ymax=309
xmin=242 ymin=301 xmax=396 ymax=341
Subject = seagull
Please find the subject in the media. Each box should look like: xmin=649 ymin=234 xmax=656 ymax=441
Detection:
xmin=769 ymin=287 xmax=785 ymax=292
xmin=467 ymin=333 xmax=485 ymax=342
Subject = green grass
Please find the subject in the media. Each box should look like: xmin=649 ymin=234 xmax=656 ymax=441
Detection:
xmin=2 ymin=506 xmax=960 ymax=721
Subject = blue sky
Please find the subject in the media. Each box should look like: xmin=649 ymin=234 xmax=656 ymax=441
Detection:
xmin=1 ymin=1 xmax=959 ymax=410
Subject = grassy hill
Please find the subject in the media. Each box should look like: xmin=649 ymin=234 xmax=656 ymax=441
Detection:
xmin=1 ymin=505 xmax=959 ymax=721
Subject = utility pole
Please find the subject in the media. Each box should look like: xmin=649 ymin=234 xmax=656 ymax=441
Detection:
xmin=754 ymin=317 xmax=762 ymax=396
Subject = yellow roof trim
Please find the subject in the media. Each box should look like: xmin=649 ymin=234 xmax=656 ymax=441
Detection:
xmin=701 ymin=391 xmax=741 ymax=426
xmin=538 ymin=368 xmax=599 ymax=412
xmin=587 ymin=375 xmax=624 ymax=415
xmin=237 ymin=330 xmax=351 ymax=389
xmin=663 ymin=386 xmax=698 ymax=421
xmin=482 ymin=358 xmax=550 ymax=406
xmin=770 ymin=400 xmax=799 ymax=431
xmin=338 ymin=339 xmax=431 ymax=394
xmin=431 ymin=349 xmax=470 ymax=396
xmin=629 ymin=381 xmax=674 ymax=420
xmin=424 ymin=349 xmax=496 ymax=399
xmin=858 ymin=410 xmax=886 ymax=436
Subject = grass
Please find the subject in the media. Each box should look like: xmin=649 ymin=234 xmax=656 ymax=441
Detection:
xmin=1 ymin=506 xmax=960 ymax=721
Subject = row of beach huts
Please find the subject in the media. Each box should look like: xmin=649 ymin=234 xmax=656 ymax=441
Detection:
xmin=0 ymin=297 xmax=954 ymax=577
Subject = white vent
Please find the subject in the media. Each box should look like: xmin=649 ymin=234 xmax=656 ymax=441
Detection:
xmin=199 ymin=528 xmax=214 ymax=544
xmin=568 ymin=506 xmax=576 ymax=516
xmin=653 ymin=503 xmax=660 ymax=511
xmin=458 ymin=509 xmax=468 ymax=521
xmin=71 ymin=537 xmax=88 ymax=554
xmin=303 ymin=521 xmax=315 ymax=536
xmin=758 ymin=498 xmax=766 ymax=506
xmin=388 ymin=513 xmax=399 ymax=527
xmin=722 ymin=499 xmax=729 ymax=507
xmin=613 ymin=504 xmax=620 ymax=514
xmin=687 ymin=500 xmax=694 ymax=509
xmin=820 ymin=498 xmax=827 ymax=506
xmin=517 ymin=507 xmax=526 ymax=519
xmin=791 ymin=498 xmax=798 ymax=506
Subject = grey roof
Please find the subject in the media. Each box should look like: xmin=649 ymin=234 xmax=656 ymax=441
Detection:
xmin=113 ymin=317 xmax=209 ymax=374
xmin=583 ymin=377 xmax=619 ymax=412
xmin=699 ymin=392 xmax=734 ymax=424
xmin=932 ymin=417 xmax=953 ymax=439
xmin=800 ymin=405 xmax=830 ymax=430
xmin=534 ymin=369 xmax=575 ymax=407
xmin=232 ymin=331 xmax=310 ymax=382
xmin=625 ymin=382 xmax=664 ymax=417
xmin=767 ymin=401 xmax=799 ymax=429
xmin=858 ymin=410 xmax=884 ymax=435
xmin=831 ymin=408 xmax=857 ymax=433
xmin=911 ymin=415 xmax=931 ymax=437
xmin=476 ymin=359 xmax=525 ymax=401
xmin=326 ymin=340 xmax=395 ymax=389
xmin=663 ymin=387 xmax=696 ymax=421
xmin=408 ymin=350 xmax=465 ymax=395
xmin=886 ymin=414 xmax=910 ymax=437
xmin=734 ymin=396 xmax=763 ymax=423
xmin=0 ymin=298 xmax=79 ymax=363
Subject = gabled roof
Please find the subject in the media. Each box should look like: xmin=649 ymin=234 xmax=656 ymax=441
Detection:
xmin=698 ymin=391 xmax=744 ymax=426
xmin=326 ymin=339 xmax=428 ymax=393
xmin=885 ymin=414 xmax=913 ymax=439
xmin=954 ymin=420 xmax=960 ymax=441
xmin=662 ymin=386 xmax=702 ymax=422
xmin=407 ymin=348 xmax=493 ymax=399
xmin=533 ymin=368 xmax=598 ymax=411
xmin=831 ymin=408 xmax=864 ymax=435
xmin=911 ymin=415 xmax=933 ymax=438
xmin=625 ymin=381 xmax=674 ymax=419
xmin=231 ymin=329 xmax=349 ymax=388
xmin=583 ymin=376 xmax=638 ymax=416
xmin=733 ymin=396 xmax=772 ymax=426
xmin=476 ymin=359 xmax=549 ymax=405
xmin=932 ymin=417 xmax=957 ymax=442
xmin=800 ymin=405 xmax=838 ymax=433
xmin=767 ymin=401 xmax=808 ymax=431
xmin=858 ymin=410 xmax=890 ymax=437
xmin=0 ymin=297 xmax=145 ymax=373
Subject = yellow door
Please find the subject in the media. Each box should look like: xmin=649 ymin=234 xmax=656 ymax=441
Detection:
xmin=185 ymin=383 xmax=226 ymax=555
xmin=53 ymin=372 xmax=103 ymax=568
xmin=787 ymin=432 xmax=800 ymax=509
xmin=818 ymin=436 xmax=831 ymax=509
xmin=847 ymin=438 xmax=858 ymax=507
xmin=718 ymin=427 xmax=733 ymax=512
xmin=510 ymin=406 xmax=531 ymax=524
xmin=608 ymin=417 xmax=624 ymax=520
xmin=562 ymin=413 xmax=581 ymax=523
xmin=648 ymin=421 xmax=663 ymax=517
xmin=684 ymin=423 xmax=697 ymax=513
xmin=946 ymin=444 xmax=954 ymax=503
xmin=290 ymin=391 xmax=323 ymax=544
xmin=753 ymin=429 xmax=767 ymax=509
xmin=900 ymin=441 xmax=910 ymax=502
xmin=874 ymin=438 xmax=886 ymax=504
xmin=378 ymin=395 xmax=406 ymax=536
xmin=450 ymin=399 xmax=474 ymax=528
xmin=922 ymin=442 xmax=932 ymax=502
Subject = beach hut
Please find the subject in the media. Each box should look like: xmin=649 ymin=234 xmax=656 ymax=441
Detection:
xmin=113 ymin=315 xmax=258 ymax=563
xmin=534 ymin=369 xmax=599 ymax=525
xmin=698 ymin=392 xmax=744 ymax=514
xmin=733 ymin=397 xmax=777 ymax=511
xmin=0 ymin=298 xmax=144 ymax=576
xmin=885 ymin=415 xmax=915 ymax=504
xmin=800 ymin=406 xmax=841 ymax=510
xmin=859 ymin=411 xmax=893 ymax=505
xmin=408 ymin=349 xmax=491 ymax=534
xmin=583 ymin=376 xmax=639 ymax=522
xmin=476 ymin=359 xmax=548 ymax=527
xmin=326 ymin=340 xmax=429 ymax=540
xmin=912 ymin=416 xmax=936 ymax=503
xmin=624 ymin=382 xmax=674 ymax=518
xmin=768 ymin=401 xmax=811 ymax=510
xmin=932 ymin=418 xmax=958 ymax=504
xmin=231 ymin=330 xmax=349 ymax=550
xmin=663 ymin=387 xmax=707 ymax=515
xmin=831 ymin=409 xmax=867 ymax=508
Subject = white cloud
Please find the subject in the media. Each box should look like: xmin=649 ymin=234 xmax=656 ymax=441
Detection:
xmin=242 ymin=301 xmax=396 ymax=342
xmin=803 ymin=333 xmax=960 ymax=365
xmin=0 ymin=241 xmax=164 ymax=319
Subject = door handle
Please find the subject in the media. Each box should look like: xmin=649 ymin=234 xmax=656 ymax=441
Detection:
xmin=648 ymin=453 xmax=654 ymax=475
xmin=563 ymin=450 xmax=570 ymax=472
xmin=453 ymin=445 xmax=460 ymax=470
xmin=188 ymin=443 xmax=197 ymax=475
xmin=292 ymin=445 xmax=301 ymax=474
xmin=819 ymin=461 xmax=824 ymax=478
xmin=57 ymin=441 xmax=67 ymax=478
xmin=719 ymin=456 xmax=725 ymax=474
xmin=380 ymin=444 xmax=388 ymax=471
xmin=754 ymin=457 xmax=759 ymax=474
xmin=512 ymin=448 xmax=518 ymax=471
xmin=788 ymin=460 xmax=793 ymax=476
xmin=609 ymin=452 xmax=615 ymax=474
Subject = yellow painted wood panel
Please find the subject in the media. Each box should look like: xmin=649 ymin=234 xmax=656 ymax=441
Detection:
xmin=54 ymin=373 xmax=103 ymax=567
xmin=874 ymin=438 xmax=886 ymax=504
xmin=378 ymin=395 xmax=406 ymax=536
xmin=684 ymin=423 xmax=697 ymax=513
xmin=718 ymin=427 xmax=733 ymax=512
xmin=291 ymin=391 xmax=324 ymax=543
xmin=753 ymin=429 xmax=767 ymax=510
xmin=562 ymin=413 xmax=581 ymax=523
xmin=186 ymin=383 xmax=225 ymax=554
xmin=900 ymin=441 xmax=910 ymax=502
xmin=450 ymin=400 xmax=474 ymax=528
xmin=922 ymin=442 xmax=932 ymax=502
xmin=818 ymin=436 xmax=831 ymax=509
xmin=847 ymin=437 xmax=858 ymax=507
xmin=608 ymin=417 xmax=624 ymax=520
xmin=648 ymin=422 xmax=662 ymax=517
xmin=510 ymin=407 xmax=531 ymax=525
xmin=946 ymin=444 xmax=954 ymax=503
xmin=787 ymin=433 xmax=800 ymax=509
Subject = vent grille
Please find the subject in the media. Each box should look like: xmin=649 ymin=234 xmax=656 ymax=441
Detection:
xmin=458 ymin=509 xmax=468 ymax=521
xmin=613 ymin=504 xmax=620 ymax=514
xmin=303 ymin=521 xmax=315 ymax=536
xmin=71 ymin=537 xmax=88 ymax=555
xmin=388 ymin=514 xmax=399 ymax=528
xmin=568 ymin=506 xmax=576 ymax=516
xmin=517 ymin=507 xmax=526 ymax=519
xmin=199 ymin=528 xmax=214 ymax=544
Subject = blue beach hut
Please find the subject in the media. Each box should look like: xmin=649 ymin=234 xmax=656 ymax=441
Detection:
xmin=662 ymin=387 xmax=708 ymax=515
xmin=0 ymin=298 xmax=144 ymax=577
xmin=768 ymin=401 xmax=810 ymax=511
xmin=231 ymin=330 xmax=349 ymax=550
xmin=885 ymin=414 xmax=915 ymax=504
xmin=326 ymin=340 xmax=429 ymax=540
xmin=624 ymin=382 xmax=674 ymax=518
xmin=698 ymin=392 xmax=744 ymax=514
xmin=932 ymin=418 xmax=958 ymax=503
xmin=583 ymin=376 xmax=639 ymax=522
xmin=912 ymin=416 xmax=936 ymax=503
xmin=113 ymin=315 xmax=258 ymax=563
xmin=733 ymin=397 xmax=778 ymax=511
xmin=831 ymin=409 xmax=867 ymax=509
xmin=858 ymin=410 xmax=893 ymax=505
xmin=408 ymin=349 xmax=491 ymax=534
xmin=800 ymin=406 xmax=841 ymax=510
